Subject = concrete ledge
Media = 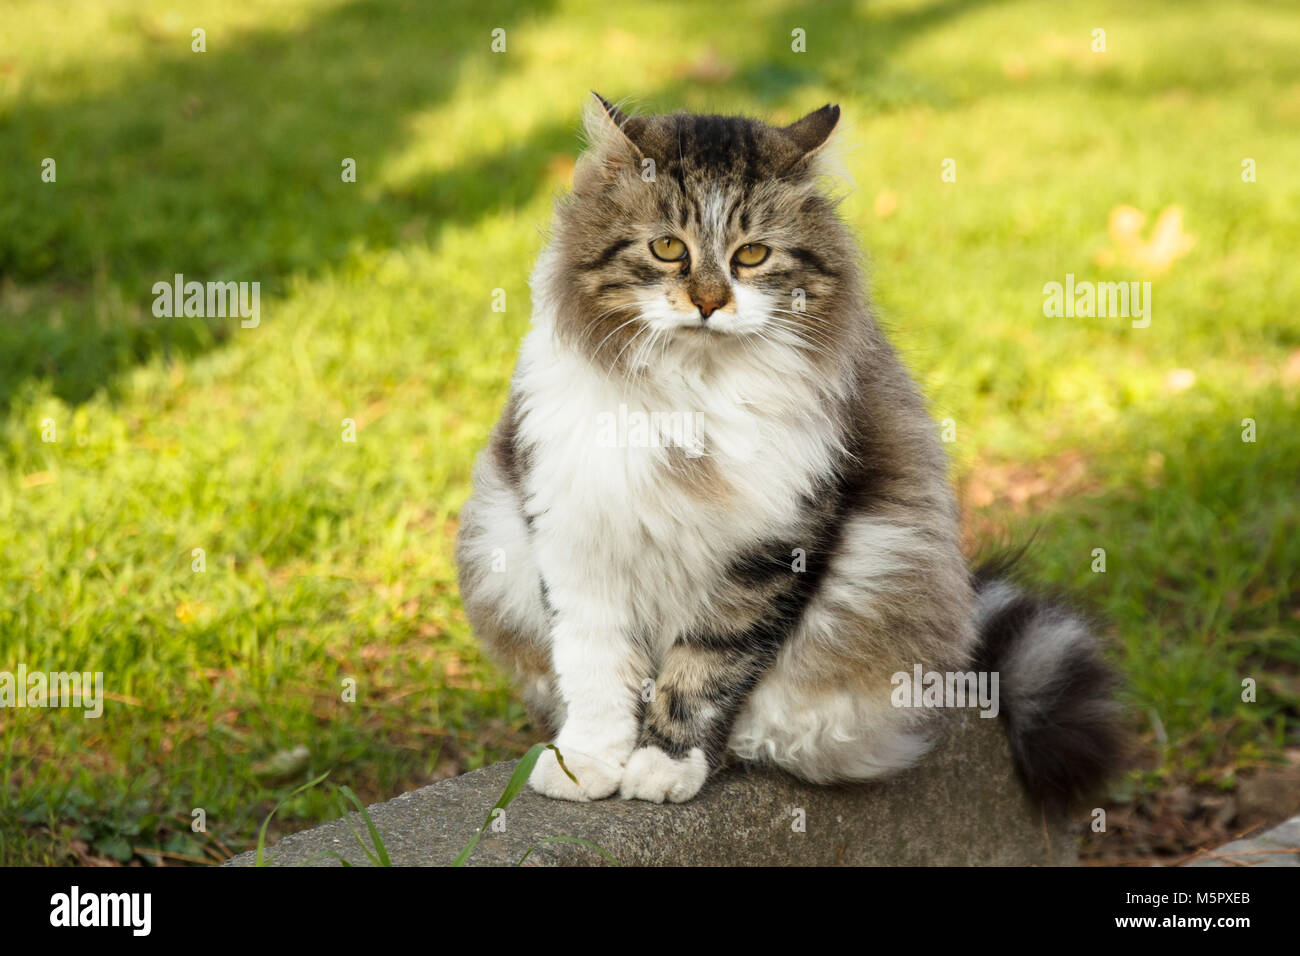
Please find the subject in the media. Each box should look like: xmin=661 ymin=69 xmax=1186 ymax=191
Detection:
xmin=1183 ymin=814 xmax=1300 ymax=867
xmin=226 ymin=710 xmax=1074 ymax=866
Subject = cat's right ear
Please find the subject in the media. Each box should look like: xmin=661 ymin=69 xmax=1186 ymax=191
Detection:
xmin=576 ymin=92 xmax=646 ymax=192
xmin=782 ymin=104 xmax=841 ymax=159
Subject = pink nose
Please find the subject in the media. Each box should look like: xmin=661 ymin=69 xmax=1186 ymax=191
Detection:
xmin=692 ymin=296 xmax=726 ymax=319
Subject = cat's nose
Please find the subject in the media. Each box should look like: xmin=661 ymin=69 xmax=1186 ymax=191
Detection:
xmin=691 ymin=293 xmax=729 ymax=320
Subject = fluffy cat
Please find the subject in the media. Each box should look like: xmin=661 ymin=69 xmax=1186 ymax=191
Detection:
xmin=455 ymin=94 xmax=1123 ymax=808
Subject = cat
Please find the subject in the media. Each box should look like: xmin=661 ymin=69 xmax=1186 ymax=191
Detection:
xmin=455 ymin=94 xmax=1123 ymax=808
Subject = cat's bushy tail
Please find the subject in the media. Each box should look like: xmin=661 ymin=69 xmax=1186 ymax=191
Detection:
xmin=971 ymin=558 xmax=1126 ymax=811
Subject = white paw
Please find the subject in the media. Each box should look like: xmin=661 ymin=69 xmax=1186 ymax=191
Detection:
xmin=619 ymin=746 xmax=708 ymax=803
xmin=528 ymin=744 xmax=626 ymax=802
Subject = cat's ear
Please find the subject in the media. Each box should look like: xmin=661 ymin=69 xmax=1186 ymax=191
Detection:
xmin=577 ymin=92 xmax=647 ymax=190
xmin=781 ymin=104 xmax=841 ymax=158
xmin=589 ymin=92 xmax=643 ymax=144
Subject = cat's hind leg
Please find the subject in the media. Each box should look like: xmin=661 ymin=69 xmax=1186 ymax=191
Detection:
xmin=725 ymin=514 xmax=975 ymax=784
xmin=728 ymin=665 xmax=935 ymax=784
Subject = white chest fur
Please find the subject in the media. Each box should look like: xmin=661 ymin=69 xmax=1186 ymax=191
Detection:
xmin=511 ymin=323 xmax=841 ymax=648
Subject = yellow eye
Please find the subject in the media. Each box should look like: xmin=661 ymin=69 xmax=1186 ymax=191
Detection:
xmin=733 ymin=243 xmax=770 ymax=267
xmin=650 ymin=236 xmax=688 ymax=262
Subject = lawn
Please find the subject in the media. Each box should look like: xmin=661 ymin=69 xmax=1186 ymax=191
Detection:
xmin=1 ymin=0 xmax=1297 ymax=865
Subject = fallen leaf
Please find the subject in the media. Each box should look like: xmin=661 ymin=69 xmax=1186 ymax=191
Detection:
xmin=874 ymin=190 xmax=899 ymax=219
xmin=1105 ymin=204 xmax=1195 ymax=274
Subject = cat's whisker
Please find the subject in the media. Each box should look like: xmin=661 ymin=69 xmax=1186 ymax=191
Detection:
xmin=590 ymin=312 xmax=646 ymax=361
xmin=758 ymin=319 xmax=835 ymax=357
xmin=769 ymin=307 xmax=836 ymax=334
xmin=611 ymin=321 xmax=656 ymax=376
xmin=764 ymin=314 xmax=838 ymax=355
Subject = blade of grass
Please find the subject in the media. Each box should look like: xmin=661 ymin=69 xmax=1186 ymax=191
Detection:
xmin=337 ymin=784 xmax=392 ymax=867
xmin=254 ymin=769 xmax=332 ymax=867
xmin=516 ymin=836 xmax=619 ymax=867
xmin=450 ymin=744 xmax=575 ymax=867
xmin=336 ymin=802 xmax=381 ymax=866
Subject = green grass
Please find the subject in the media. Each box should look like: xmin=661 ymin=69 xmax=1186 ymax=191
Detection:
xmin=1 ymin=0 xmax=1296 ymax=864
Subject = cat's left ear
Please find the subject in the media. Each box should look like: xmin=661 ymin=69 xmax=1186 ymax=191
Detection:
xmin=781 ymin=104 xmax=841 ymax=159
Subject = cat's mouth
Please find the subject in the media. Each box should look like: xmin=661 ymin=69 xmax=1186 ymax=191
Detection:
xmin=674 ymin=312 xmax=745 ymax=335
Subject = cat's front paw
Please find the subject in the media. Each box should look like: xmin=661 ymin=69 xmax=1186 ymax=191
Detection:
xmin=528 ymin=744 xmax=626 ymax=802
xmin=619 ymin=745 xmax=708 ymax=803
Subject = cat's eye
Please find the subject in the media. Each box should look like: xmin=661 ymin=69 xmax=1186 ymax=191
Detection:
xmin=650 ymin=236 xmax=688 ymax=262
xmin=733 ymin=243 xmax=770 ymax=267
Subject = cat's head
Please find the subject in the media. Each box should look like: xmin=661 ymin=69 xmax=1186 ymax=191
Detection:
xmin=540 ymin=94 xmax=862 ymax=380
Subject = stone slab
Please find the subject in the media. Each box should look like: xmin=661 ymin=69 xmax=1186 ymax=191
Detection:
xmin=226 ymin=709 xmax=1074 ymax=866
xmin=1184 ymin=814 xmax=1300 ymax=867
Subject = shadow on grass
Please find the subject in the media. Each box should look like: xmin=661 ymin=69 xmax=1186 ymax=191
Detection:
xmin=0 ymin=0 xmax=563 ymax=409
xmin=0 ymin=0 xmax=996 ymax=411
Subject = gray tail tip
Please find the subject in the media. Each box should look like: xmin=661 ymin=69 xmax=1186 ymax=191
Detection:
xmin=973 ymin=565 xmax=1128 ymax=812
